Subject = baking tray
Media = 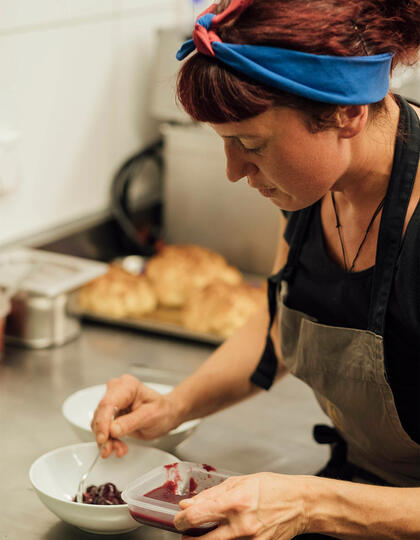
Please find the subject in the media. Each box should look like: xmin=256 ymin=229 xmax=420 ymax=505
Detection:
xmin=70 ymin=268 xmax=265 ymax=346
xmin=71 ymin=303 xmax=223 ymax=345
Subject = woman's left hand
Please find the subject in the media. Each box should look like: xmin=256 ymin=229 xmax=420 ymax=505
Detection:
xmin=174 ymin=472 xmax=311 ymax=540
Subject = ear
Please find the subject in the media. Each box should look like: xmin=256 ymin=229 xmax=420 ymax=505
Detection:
xmin=335 ymin=105 xmax=368 ymax=138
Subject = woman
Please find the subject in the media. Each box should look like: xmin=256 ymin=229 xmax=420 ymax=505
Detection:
xmin=92 ymin=0 xmax=420 ymax=537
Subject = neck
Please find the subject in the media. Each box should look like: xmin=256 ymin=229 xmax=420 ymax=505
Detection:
xmin=331 ymin=95 xmax=400 ymax=212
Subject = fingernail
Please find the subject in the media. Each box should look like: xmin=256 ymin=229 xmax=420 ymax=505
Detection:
xmin=112 ymin=422 xmax=122 ymax=437
xmin=97 ymin=432 xmax=105 ymax=444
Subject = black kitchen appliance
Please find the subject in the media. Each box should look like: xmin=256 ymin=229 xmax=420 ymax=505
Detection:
xmin=110 ymin=139 xmax=164 ymax=257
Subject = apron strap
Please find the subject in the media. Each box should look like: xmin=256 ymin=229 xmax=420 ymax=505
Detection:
xmin=250 ymin=206 xmax=314 ymax=389
xmin=368 ymin=97 xmax=420 ymax=335
xmin=314 ymin=424 xmax=393 ymax=486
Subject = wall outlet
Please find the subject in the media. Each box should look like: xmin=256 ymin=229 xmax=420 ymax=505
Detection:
xmin=0 ymin=128 xmax=21 ymax=196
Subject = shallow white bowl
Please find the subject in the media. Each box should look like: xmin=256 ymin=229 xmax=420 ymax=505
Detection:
xmin=29 ymin=442 xmax=179 ymax=535
xmin=62 ymin=383 xmax=201 ymax=451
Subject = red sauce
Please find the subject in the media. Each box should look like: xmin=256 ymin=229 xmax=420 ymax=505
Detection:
xmin=144 ymin=481 xmax=186 ymax=505
xmin=189 ymin=477 xmax=198 ymax=492
xmin=132 ymin=479 xmax=215 ymax=536
xmin=129 ymin=463 xmax=220 ymax=536
xmin=164 ymin=463 xmax=179 ymax=471
xmin=129 ymin=510 xmax=217 ymax=536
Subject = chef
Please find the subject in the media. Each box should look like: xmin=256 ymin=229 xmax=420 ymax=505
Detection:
xmin=93 ymin=0 xmax=420 ymax=537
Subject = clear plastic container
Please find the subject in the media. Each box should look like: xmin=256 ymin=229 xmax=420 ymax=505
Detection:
xmin=122 ymin=461 xmax=237 ymax=537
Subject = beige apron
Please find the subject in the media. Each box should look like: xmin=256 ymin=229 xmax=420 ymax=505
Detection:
xmin=251 ymin=97 xmax=420 ymax=487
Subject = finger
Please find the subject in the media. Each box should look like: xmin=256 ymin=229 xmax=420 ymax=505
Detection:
xmin=92 ymin=402 xmax=118 ymax=445
xmin=100 ymin=439 xmax=114 ymax=458
xmin=177 ymin=484 xmax=229 ymax=515
xmin=174 ymin=501 xmax=225 ymax=532
xmin=99 ymin=438 xmax=127 ymax=458
xmin=179 ymin=498 xmax=195 ymax=509
xmin=113 ymin=439 xmax=128 ymax=457
xmin=110 ymin=403 xmax=160 ymax=439
xmin=92 ymin=375 xmax=139 ymax=442
xmin=176 ymin=484 xmax=233 ymax=517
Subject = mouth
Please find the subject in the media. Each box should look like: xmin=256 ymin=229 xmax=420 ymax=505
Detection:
xmin=246 ymin=178 xmax=277 ymax=198
xmin=257 ymin=187 xmax=277 ymax=198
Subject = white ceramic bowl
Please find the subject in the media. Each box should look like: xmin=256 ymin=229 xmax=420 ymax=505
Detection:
xmin=62 ymin=383 xmax=201 ymax=451
xmin=29 ymin=442 xmax=179 ymax=535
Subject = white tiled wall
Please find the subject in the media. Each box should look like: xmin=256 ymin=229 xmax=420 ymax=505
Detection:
xmin=0 ymin=0 xmax=177 ymax=246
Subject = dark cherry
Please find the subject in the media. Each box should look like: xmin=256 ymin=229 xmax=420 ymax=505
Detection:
xmin=73 ymin=482 xmax=125 ymax=505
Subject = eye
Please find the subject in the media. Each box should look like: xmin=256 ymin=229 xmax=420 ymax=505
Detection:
xmin=243 ymin=145 xmax=264 ymax=155
xmin=238 ymin=139 xmax=266 ymax=155
xmin=226 ymin=137 xmax=266 ymax=156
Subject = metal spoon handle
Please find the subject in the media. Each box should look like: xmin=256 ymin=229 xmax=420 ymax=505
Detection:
xmin=76 ymin=406 xmax=118 ymax=503
xmin=76 ymin=447 xmax=101 ymax=502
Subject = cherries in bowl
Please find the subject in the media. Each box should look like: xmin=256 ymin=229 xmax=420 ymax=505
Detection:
xmin=76 ymin=482 xmax=125 ymax=505
xmin=29 ymin=442 xmax=179 ymax=535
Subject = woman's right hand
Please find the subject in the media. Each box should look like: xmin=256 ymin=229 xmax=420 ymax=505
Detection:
xmin=91 ymin=374 xmax=180 ymax=458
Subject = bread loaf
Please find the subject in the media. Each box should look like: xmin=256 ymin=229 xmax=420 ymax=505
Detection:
xmin=145 ymin=245 xmax=242 ymax=308
xmin=182 ymin=281 xmax=266 ymax=338
xmin=79 ymin=265 xmax=157 ymax=318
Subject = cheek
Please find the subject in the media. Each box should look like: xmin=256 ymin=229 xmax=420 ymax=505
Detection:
xmin=268 ymin=136 xmax=348 ymax=195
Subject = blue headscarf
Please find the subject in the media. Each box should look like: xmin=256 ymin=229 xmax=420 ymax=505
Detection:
xmin=177 ymin=11 xmax=393 ymax=105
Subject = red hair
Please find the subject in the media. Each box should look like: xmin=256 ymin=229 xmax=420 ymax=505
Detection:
xmin=177 ymin=0 xmax=420 ymax=127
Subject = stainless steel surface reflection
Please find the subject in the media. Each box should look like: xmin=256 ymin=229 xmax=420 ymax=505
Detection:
xmin=0 ymin=323 xmax=329 ymax=539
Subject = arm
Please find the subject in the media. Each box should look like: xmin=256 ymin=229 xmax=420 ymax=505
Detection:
xmin=157 ymin=211 xmax=290 ymax=423
xmin=174 ymin=473 xmax=420 ymax=539
xmin=167 ymin=297 xmax=284 ymax=424
xmin=307 ymin=476 xmax=420 ymax=539
xmin=92 ymin=214 xmax=289 ymax=455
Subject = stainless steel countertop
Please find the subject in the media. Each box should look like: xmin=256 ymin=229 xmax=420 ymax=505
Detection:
xmin=0 ymin=322 xmax=329 ymax=540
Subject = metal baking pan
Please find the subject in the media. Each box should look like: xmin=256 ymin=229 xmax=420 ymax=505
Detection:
xmin=71 ymin=287 xmax=265 ymax=347
xmin=68 ymin=256 xmax=264 ymax=346
xmin=71 ymin=302 xmax=223 ymax=346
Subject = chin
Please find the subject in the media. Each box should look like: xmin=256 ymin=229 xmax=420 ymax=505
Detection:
xmin=270 ymin=194 xmax=318 ymax=212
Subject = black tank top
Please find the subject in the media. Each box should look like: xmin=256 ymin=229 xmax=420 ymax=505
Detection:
xmin=283 ymin=100 xmax=420 ymax=444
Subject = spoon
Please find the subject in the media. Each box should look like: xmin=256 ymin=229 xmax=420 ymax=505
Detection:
xmin=76 ymin=406 xmax=118 ymax=503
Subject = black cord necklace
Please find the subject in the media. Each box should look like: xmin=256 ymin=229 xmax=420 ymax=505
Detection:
xmin=330 ymin=192 xmax=386 ymax=272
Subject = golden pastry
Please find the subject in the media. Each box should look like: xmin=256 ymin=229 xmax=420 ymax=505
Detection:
xmin=145 ymin=245 xmax=242 ymax=308
xmin=182 ymin=281 xmax=266 ymax=338
xmin=79 ymin=265 xmax=157 ymax=318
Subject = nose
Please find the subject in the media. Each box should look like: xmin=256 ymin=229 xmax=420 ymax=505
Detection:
xmin=224 ymin=141 xmax=258 ymax=183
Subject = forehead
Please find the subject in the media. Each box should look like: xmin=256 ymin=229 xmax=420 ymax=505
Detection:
xmin=210 ymin=108 xmax=278 ymax=138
